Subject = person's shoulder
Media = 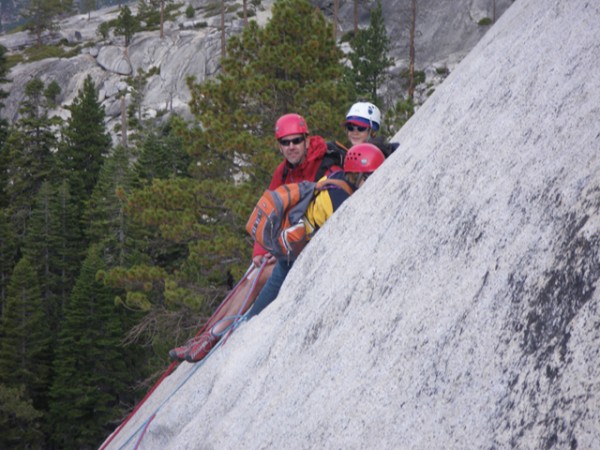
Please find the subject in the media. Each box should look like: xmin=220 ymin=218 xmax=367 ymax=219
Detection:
xmin=326 ymin=140 xmax=349 ymax=153
xmin=326 ymin=170 xmax=347 ymax=181
xmin=370 ymin=136 xmax=399 ymax=158
xmin=318 ymin=171 xmax=354 ymax=196
xmin=307 ymin=135 xmax=327 ymax=158
xmin=268 ymin=161 xmax=287 ymax=189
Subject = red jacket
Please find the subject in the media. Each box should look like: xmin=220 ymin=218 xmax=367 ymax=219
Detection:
xmin=252 ymin=135 xmax=342 ymax=257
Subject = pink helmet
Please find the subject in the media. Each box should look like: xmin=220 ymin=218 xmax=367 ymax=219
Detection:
xmin=275 ymin=113 xmax=309 ymax=139
xmin=343 ymin=143 xmax=385 ymax=173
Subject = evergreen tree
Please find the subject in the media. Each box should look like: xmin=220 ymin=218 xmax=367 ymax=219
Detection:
xmin=132 ymin=116 xmax=191 ymax=185
xmin=98 ymin=120 xmax=204 ymax=355
xmin=49 ymin=245 xmax=131 ymax=448
xmin=347 ymin=0 xmax=393 ymax=103
xmin=114 ymin=5 xmax=138 ymax=46
xmin=84 ymin=144 xmax=137 ymax=266
xmin=22 ymin=181 xmax=82 ymax=333
xmin=0 ymin=209 xmax=17 ymax=314
xmin=5 ymin=77 xmax=59 ymax=239
xmin=0 ymin=44 xmax=13 ymax=209
xmin=81 ymin=0 xmax=96 ymax=19
xmin=21 ymin=0 xmax=64 ymax=45
xmin=0 ymin=257 xmax=52 ymax=417
xmin=137 ymin=0 xmax=173 ymax=37
xmin=0 ymin=383 xmax=44 ymax=449
xmin=51 ymin=181 xmax=85 ymax=304
xmin=58 ymin=75 xmax=112 ymax=213
xmin=188 ymin=0 xmax=352 ymax=187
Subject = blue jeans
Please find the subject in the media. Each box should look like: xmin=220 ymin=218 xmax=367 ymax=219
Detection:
xmin=247 ymin=259 xmax=293 ymax=318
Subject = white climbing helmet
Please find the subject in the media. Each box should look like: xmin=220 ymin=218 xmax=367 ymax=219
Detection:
xmin=345 ymin=102 xmax=381 ymax=131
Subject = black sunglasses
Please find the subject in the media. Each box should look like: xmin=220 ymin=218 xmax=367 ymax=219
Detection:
xmin=345 ymin=124 xmax=368 ymax=132
xmin=278 ymin=136 xmax=306 ymax=147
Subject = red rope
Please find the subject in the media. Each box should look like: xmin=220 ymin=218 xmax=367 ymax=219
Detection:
xmin=133 ymin=413 xmax=156 ymax=450
xmin=99 ymin=264 xmax=256 ymax=450
xmin=99 ymin=361 xmax=178 ymax=450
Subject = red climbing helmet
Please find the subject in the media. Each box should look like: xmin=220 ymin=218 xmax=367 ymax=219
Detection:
xmin=343 ymin=143 xmax=385 ymax=173
xmin=275 ymin=113 xmax=309 ymax=139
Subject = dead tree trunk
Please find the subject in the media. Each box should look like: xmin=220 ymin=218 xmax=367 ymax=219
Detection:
xmin=408 ymin=0 xmax=417 ymax=100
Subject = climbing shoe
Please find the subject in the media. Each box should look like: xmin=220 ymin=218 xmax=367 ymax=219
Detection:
xmin=185 ymin=331 xmax=219 ymax=363
xmin=169 ymin=335 xmax=205 ymax=361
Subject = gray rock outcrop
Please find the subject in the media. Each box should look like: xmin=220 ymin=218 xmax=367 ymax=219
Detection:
xmin=0 ymin=0 xmax=512 ymax=141
xmin=101 ymin=0 xmax=600 ymax=448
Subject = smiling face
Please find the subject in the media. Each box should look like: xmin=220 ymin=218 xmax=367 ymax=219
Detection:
xmin=278 ymin=134 xmax=307 ymax=165
xmin=345 ymin=123 xmax=371 ymax=146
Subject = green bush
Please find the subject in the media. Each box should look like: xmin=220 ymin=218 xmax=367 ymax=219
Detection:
xmin=185 ymin=5 xmax=195 ymax=18
xmin=97 ymin=21 xmax=111 ymax=39
xmin=478 ymin=17 xmax=493 ymax=26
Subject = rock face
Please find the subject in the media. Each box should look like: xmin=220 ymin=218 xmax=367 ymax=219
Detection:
xmin=101 ymin=0 xmax=600 ymax=448
xmin=322 ymin=0 xmax=513 ymax=68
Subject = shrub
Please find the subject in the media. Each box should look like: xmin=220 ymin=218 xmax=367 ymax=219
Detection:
xmin=185 ymin=5 xmax=195 ymax=18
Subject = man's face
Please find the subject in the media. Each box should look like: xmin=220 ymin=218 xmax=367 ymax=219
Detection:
xmin=278 ymin=133 xmax=307 ymax=165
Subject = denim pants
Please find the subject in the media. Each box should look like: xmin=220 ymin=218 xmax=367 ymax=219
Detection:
xmin=247 ymin=259 xmax=293 ymax=318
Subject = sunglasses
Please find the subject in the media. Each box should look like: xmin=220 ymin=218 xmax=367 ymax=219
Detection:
xmin=278 ymin=136 xmax=306 ymax=147
xmin=345 ymin=124 xmax=368 ymax=132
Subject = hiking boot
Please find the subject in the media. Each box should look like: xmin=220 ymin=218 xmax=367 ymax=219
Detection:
xmin=168 ymin=335 xmax=205 ymax=361
xmin=184 ymin=331 xmax=219 ymax=363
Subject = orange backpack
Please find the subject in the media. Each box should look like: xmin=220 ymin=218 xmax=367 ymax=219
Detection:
xmin=246 ymin=178 xmax=353 ymax=260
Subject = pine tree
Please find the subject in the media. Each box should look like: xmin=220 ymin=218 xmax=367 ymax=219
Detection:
xmin=99 ymin=122 xmax=205 ymax=353
xmin=0 ymin=208 xmax=17 ymax=315
xmin=49 ymin=245 xmax=131 ymax=448
xmin=5 ymin=77 xmax=59 ymax=239
xmin=58 ymin=75 xmax=112 ymax=216
xmin=81 ymin=0 xmax=96 ymax=19
xmin=21 ymin=0 xmax=65 ymax=45
xmin=0 ymin=45 xmax=10 ymax=210
xmin=84 ymin=144 xmax=137 ymax=266
xmin=114 ymin=5 xmax=138 ymax=46
xmin=0 ymin=383 xmax=44 ymax=449
xmin=188 ymin=0 xmax=352 ymax=187
xmin=347 ymin=0 xmax=393 ymax=103
xmin=21 ymin=181 xmax=82 ymax=333
xmin=0 ymin=257 xmax=52 ymax=417
xmin=132 ymin=116 xmax=191 ymax=185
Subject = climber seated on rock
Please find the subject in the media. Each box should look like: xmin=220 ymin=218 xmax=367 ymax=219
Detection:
xmin=245 ymin=142 xmax=386 ymax=318
xmin=168 ymin=113 xmax=344 ymax=363
xmin=327 ymin=101 xmax=399 ymax=160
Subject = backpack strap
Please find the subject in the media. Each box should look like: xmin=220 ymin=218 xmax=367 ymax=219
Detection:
xmin=314 ymin=141 xmax=348 ymax=181
xmin=302 ymin=178 xmax=354 ymax=237
xmin=314 ymin=178 xmax=354 ymax=197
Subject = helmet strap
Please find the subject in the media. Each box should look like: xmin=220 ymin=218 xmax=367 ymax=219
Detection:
xmin=355 ymin=173 xmax=366 ymax=187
